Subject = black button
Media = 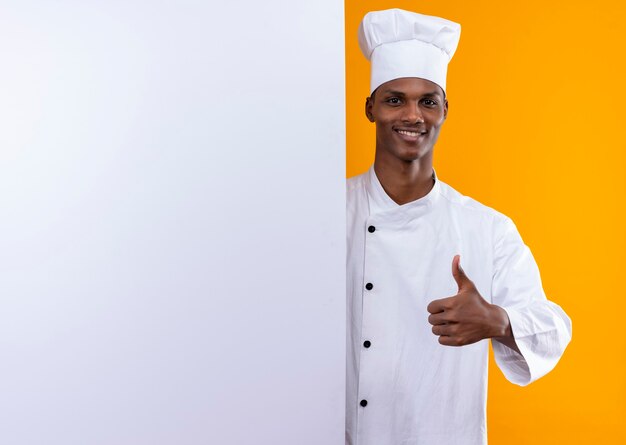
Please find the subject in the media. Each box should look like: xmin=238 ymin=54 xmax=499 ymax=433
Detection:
xmin=360 ymin=399 xmax=368 ymax=407
xmin=368 ymin=225 xmax=376 ymax=233
xmin=363 ymin=340 xmax=371 ymax=348
xmin=365 ymin=282 xmax=373 ymax=290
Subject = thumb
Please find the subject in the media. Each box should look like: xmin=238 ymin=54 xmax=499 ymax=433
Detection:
xmin=451 ymin=254 xmax=471 ymax=290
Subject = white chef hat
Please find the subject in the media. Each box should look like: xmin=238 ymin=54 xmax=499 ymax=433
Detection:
xmin=358 ymin=8 xmax=461 ymax=95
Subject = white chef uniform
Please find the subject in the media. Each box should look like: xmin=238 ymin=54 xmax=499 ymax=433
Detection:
xmin=346 ymin=166 xmax=572 ymax=445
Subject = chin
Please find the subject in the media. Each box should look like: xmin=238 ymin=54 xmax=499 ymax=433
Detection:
xmin=398 ymin=146 xmax=431 ymax=162
xmin=379 ymin=140 xmax=434 ymax=163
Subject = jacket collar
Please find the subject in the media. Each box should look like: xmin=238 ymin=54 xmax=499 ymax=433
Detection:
xmin=365 ymin=164 xmax=441 ymax=217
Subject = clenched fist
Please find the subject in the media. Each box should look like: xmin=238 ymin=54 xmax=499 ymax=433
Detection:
xmin=427 ymin=255 xmax=514 ymax=347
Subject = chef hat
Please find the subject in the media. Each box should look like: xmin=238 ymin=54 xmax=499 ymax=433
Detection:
xmin=358 ymin=8 xmax=461 ymax=94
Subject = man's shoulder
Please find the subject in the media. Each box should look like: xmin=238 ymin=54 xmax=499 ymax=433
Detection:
xmin=437 ymin=179 xmax=511 ymax=224
xmin=346 ymin=170 xmax=368 ymax=192
xmin=346 ymin=171 xmax=369 ymax=203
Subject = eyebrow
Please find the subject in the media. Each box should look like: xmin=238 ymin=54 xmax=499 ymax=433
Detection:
xmin=381 ymin=90 xmax=443 ymax=99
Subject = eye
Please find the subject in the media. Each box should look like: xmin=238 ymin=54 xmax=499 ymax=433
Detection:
xmin=385 ymin=97 xmax=402 ymax=105
xmin=422 ymin=99 xmax=438 ymax=107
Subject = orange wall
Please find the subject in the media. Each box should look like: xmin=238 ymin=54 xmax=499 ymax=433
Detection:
xmin=346 ymin=1 xmax=626 ymax=443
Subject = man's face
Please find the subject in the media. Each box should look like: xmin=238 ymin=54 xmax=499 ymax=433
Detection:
xmin=365 ymin=77 xmax=448 ymax=163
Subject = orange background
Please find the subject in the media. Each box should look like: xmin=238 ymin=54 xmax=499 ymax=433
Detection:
xmin=346 ymin=1 xmax=626 ymax=443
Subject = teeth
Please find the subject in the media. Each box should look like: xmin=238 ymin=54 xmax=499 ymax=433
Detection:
xmin=397 ymin=130 xmax=421 ymax=137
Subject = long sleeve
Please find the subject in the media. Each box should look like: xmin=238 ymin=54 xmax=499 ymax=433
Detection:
xmin=490 ymin=216 xmax=572 ymax=386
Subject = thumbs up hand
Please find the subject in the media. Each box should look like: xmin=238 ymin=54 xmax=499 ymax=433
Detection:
xmin=426 ymin=255 xmax=511 ymax=347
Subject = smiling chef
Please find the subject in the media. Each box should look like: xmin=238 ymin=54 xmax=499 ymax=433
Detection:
xmin=346 ymin=8 xmax=572 ymax=445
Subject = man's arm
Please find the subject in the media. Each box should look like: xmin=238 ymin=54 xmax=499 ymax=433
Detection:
xmin=427 ymin=215 xmax=571 ymax=386
xmin=490 ymin=305 xmax=521 ymax=355
xmin=489 ymin=215 xmax=571 ymax=385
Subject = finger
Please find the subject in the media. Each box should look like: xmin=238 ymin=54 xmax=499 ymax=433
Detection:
xmin=438 ymin=336 xmax=461 ymax=347
xmin=451 ymin=254 xmax=472 ymax=291
xmin=428 ymin=312 xmax=454 ymax=325
xmin=431 ymin=324 xmax=453 ymax=336
xmin=426 ymin=299 xmax=444 ymax=314
xmin=427 ymin=296 xmax=456 ymax=314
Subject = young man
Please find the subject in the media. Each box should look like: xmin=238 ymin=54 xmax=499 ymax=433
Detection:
xmin=346 ymin=9 xmax=572 ymax=445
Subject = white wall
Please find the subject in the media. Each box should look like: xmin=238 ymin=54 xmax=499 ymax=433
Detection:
xmin=0 ymin=1 xmax=345 ymax=444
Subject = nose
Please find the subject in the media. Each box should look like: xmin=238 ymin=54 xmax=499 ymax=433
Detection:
xmin=402 ymin=102 xmax=424 ymax=124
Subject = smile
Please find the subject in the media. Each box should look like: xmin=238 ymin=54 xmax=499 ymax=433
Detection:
xmin=394 ymin=128 xmax=427 ymax=140
xmin=396 ymin=130 xmax=423 ymax=137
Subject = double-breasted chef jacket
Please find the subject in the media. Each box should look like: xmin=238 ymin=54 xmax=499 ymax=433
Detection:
xmin=346 ymin=166 xmax=572 ymax=445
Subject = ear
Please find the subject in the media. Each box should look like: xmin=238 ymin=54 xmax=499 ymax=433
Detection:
xmin=443 ymin=99 xmax=449 ymax=120
xmin=365 ymin=97 xmax=375 ymax=122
